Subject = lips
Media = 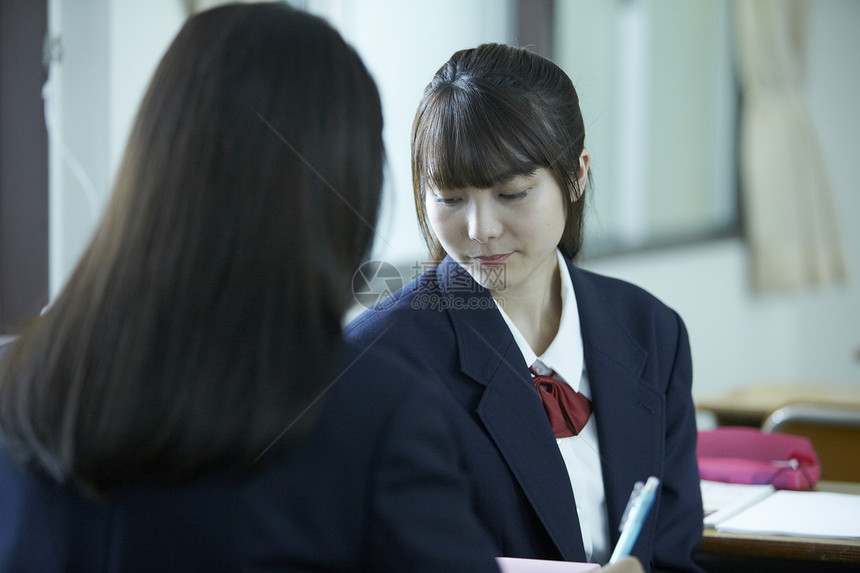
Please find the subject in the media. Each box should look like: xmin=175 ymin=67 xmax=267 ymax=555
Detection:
xmin=474 ymin=253 xmax=511 ymax=265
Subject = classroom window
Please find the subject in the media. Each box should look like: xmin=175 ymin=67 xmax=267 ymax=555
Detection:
xmin=550 ymin=0 xmax=739 ymax=257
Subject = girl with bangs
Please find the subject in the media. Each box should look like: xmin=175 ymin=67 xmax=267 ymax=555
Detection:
xmin=346 ymin=43 xmax=704 ymax=572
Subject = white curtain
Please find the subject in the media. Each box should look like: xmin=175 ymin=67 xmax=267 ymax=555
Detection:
xmin=736 ymin=0 xmax=847 ymax=293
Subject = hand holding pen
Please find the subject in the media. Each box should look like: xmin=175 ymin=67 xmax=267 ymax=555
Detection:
xmin=609 ymin=476 xmax=660 ymax=564
xmin=601 ymin=556 xmax=645 ymax=573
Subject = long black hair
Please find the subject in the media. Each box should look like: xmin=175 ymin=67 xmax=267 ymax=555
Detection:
xmin=0 ymin=3 xmax=384 ymax=495
xmin=412 ymin=43 xmax=588 ymax=263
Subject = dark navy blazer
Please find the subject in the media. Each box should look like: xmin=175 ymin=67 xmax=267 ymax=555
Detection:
xmin=0 ymin=342 xmax=499 ymax=572
xmin=345 ymin=256 xmax=704 ymax=572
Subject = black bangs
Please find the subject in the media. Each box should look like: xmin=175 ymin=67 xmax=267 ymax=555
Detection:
xmin=413 ymin=84 xmax=550 ymax=193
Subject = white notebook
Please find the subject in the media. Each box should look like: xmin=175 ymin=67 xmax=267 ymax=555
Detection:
xmin=495 ymin=557 xmax=600 ymax=572
xmin=715 ymin=490 xmax=860 ymax=539
xmin=701 ymin=480 xmax=776 ymax=526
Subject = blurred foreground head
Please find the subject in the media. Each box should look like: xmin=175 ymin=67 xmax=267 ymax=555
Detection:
xmin=0 ymin=2 xmax=384 ymax=495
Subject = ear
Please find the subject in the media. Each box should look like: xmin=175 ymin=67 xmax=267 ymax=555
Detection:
xmin=577 ymin=149 xmax=590 ymax=194
xmin=568 ymin=149 xmax=590 ymax=203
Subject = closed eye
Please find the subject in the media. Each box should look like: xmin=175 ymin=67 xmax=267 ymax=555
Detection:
xmin=433 ymin=195 xmax=460 ymax=205
xmin=499 ymin=189 xmax=531 ymax=201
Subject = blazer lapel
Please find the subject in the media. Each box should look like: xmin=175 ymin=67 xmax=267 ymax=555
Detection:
xmin=568 ymin=263 xmax=664 ymax=548
xmin=438 ymin=259 xmax=588 ymax=562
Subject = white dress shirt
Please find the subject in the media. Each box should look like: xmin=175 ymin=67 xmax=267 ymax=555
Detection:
xmin=494 ymin=249 xmax=610 ymax=563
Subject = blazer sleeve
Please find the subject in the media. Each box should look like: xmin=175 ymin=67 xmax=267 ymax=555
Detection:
xmin=651 ymin=312 xmax=704 ymax=573
xmin=366 ymin=380 xmax=500 ymax=573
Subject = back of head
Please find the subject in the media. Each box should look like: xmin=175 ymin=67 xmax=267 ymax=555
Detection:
xmin=0 ymin=3 xmax=383 ymax=495
xmin=411 ymin=43 xmax=587 ymax=262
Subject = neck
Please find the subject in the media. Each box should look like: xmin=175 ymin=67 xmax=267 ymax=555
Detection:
xmin=492 ymin=256 xmax=563 ymax=356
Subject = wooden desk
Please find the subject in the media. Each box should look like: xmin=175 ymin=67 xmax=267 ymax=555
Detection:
xmin=701 ymin=526 xmax=860 ymax=563
xmin=698 ymin=481 xmax=860 ymax=564
xmin=697 ymin=383 xmax=860 ymax=427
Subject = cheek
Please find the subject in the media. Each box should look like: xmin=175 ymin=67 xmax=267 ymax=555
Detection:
xmin=544 ymin=193 xmax=568 ymax=233
xmin=521 ymin=199 xmax=566 ymax=245
xmin=426 ymin=203 xmax=460 ymax=244
xmin=551 ymin=208 xmax=567 ymax=234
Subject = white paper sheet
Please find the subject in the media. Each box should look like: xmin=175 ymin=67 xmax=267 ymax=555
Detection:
xmin=700 ymin=480 xmax=775 ymax=526
xmin=495 ymin=557 xmax=600 ymax=572
xmin=716 ymin=490 xmax=860 ymax=539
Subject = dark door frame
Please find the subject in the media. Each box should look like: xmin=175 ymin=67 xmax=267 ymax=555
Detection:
xmin=0 ymin=0 xmax=49 ymax=333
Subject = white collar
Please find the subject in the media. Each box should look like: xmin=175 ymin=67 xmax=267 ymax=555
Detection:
xmin=495 ymin=250 xmax=585 ymax=392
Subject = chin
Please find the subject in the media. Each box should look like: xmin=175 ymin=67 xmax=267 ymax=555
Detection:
xmin=468 ymin=267 xmax=508 ymax=293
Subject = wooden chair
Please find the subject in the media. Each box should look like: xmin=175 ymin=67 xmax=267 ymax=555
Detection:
xmin=762 ymin=402 xmax=860 ymax=482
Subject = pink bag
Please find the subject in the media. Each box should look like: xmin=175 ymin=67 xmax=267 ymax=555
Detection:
xmin=697 ymin=427 xmax=821 ymax=490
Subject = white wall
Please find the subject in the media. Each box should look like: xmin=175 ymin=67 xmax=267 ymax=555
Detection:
xmin=48 ymin=0 xmax=859 ymax=399
xmin=47 ymin=0 xmax=109 ymax=297
xmin=47 ymin=0 xmax=184 ymax=297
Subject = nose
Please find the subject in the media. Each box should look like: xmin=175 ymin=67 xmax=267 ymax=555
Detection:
xmin=467 ymin=200 xmax=501 ymax=244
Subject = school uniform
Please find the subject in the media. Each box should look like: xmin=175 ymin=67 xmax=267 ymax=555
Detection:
xmin=345 ymin=255 xmax=704 ymax=572
xmin=0 ymin=342 xmax=499 ymax=573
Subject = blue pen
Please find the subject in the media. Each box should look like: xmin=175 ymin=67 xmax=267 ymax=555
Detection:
xmin=608 ymin=476 xmax=660 ymax=563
